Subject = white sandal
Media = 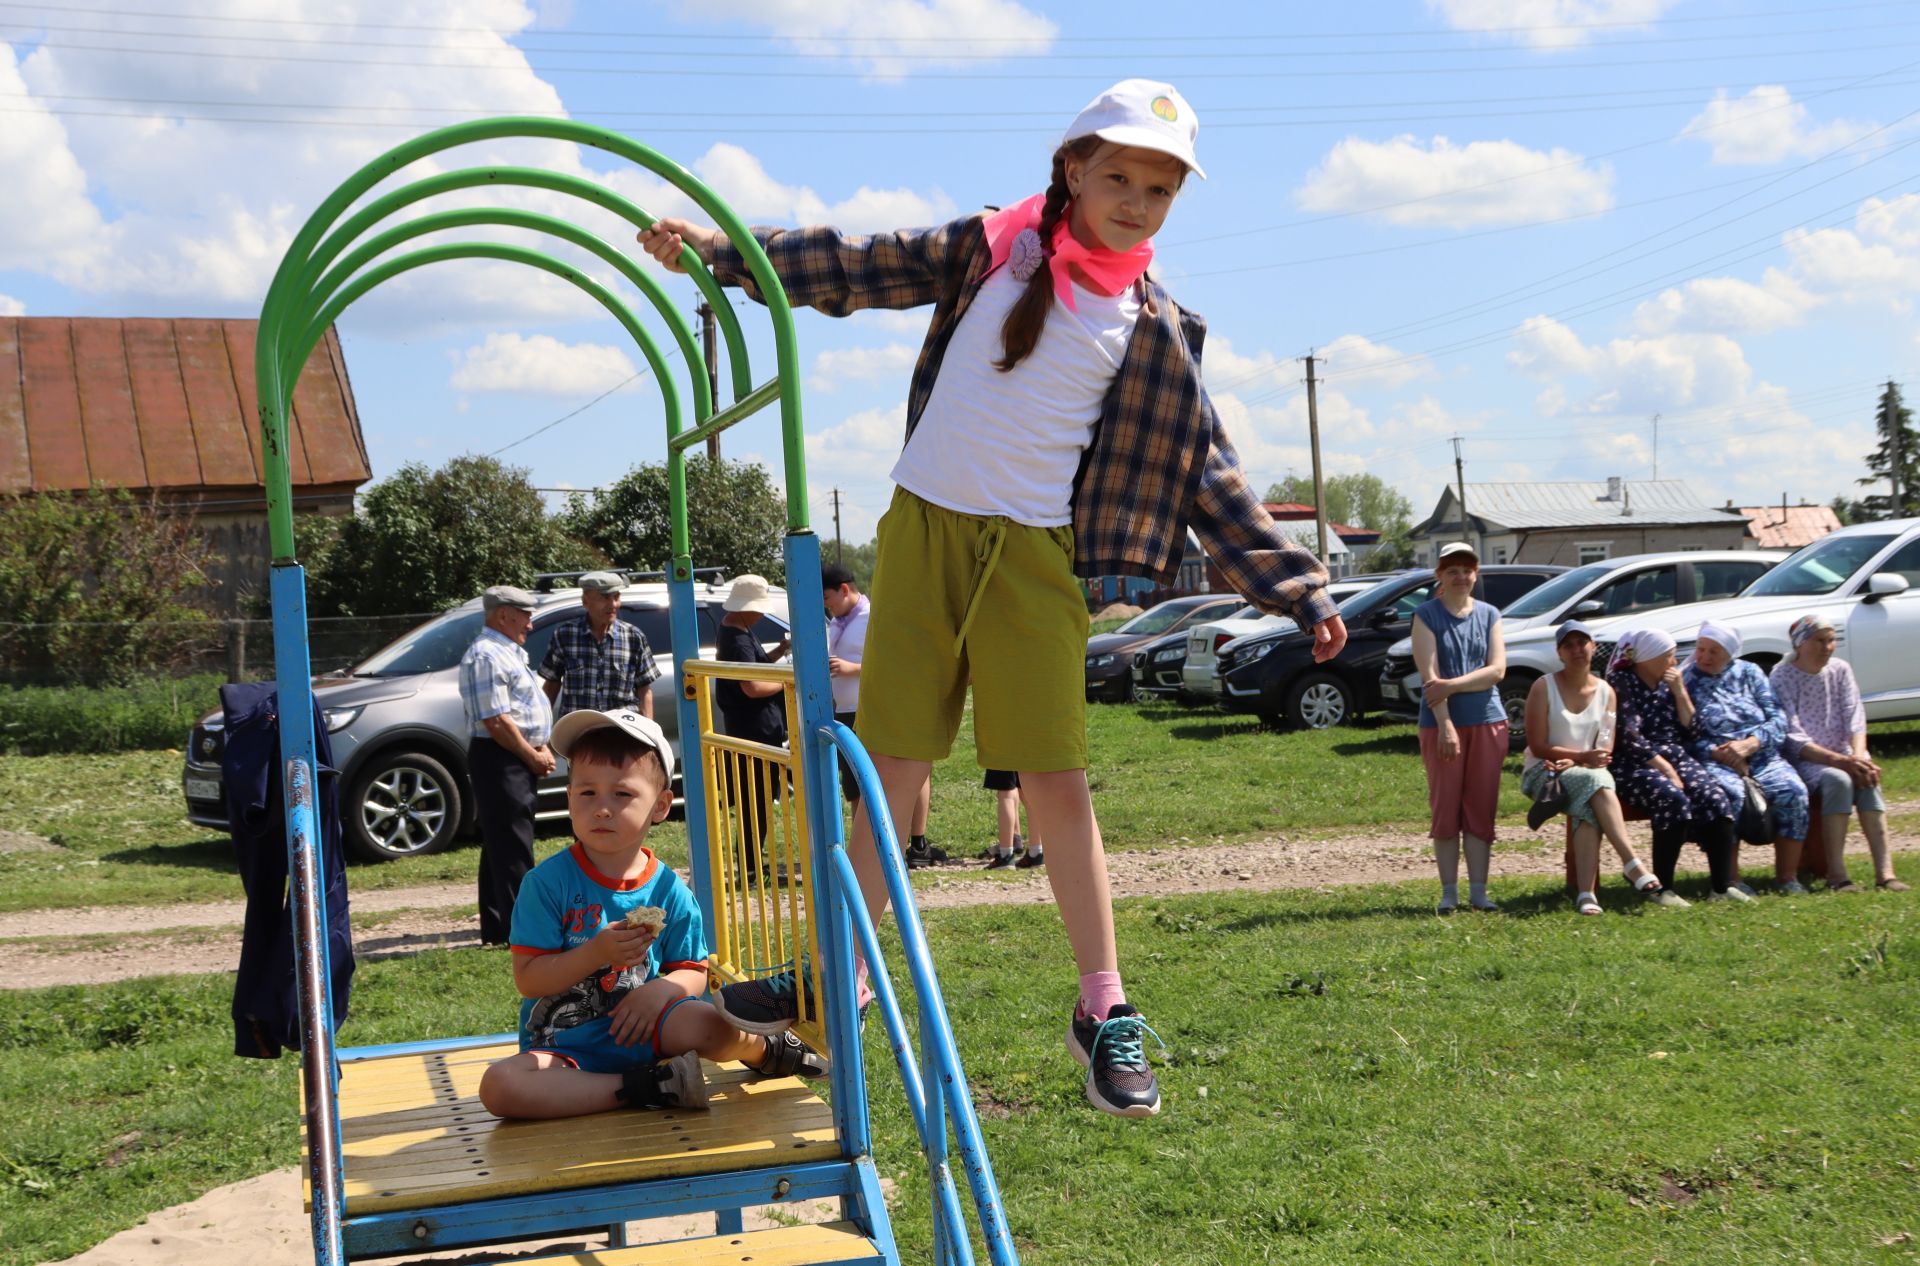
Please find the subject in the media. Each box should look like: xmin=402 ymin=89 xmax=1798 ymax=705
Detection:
xmin=1624 ymin=858 xmax=1662 ymax=893
xmin=1576 ymin=891 xmax=1604 ymax=916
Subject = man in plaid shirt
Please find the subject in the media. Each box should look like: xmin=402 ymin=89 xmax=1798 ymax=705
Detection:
xmin=540 ymin=571 xmax=661 ymax=719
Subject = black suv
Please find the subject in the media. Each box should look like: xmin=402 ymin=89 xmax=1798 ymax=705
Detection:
xmin=1216 ymin=565 xmax=1565 ymax=728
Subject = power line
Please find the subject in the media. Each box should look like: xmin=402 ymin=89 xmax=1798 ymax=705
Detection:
xmin=486 ymin=344 xmax=683 ymax=457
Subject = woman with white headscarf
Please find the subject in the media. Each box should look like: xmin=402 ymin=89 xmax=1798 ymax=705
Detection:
xmin=1606 ymin=627 xmax=1743 ymax=899
xmin=1769 ymin=614 xmax=1908 ymax=892
xmin=1682 ymin=620 xmax=1810 ymax=894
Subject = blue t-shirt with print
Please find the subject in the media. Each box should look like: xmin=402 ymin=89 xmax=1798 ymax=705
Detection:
xmin=508 ymin=843 xmax=708 ymax=1064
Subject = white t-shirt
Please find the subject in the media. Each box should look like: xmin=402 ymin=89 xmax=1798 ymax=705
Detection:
xmin=890 ymin=267 xmax=1140 ymax=528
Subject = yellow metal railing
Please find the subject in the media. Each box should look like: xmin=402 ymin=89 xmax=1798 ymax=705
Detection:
xmin=682 ymin=659 xmax=827 ymax=1058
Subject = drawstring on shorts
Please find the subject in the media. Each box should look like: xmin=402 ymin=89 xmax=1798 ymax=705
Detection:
xmin=951 ymin=517 xmax=1009 ymax=657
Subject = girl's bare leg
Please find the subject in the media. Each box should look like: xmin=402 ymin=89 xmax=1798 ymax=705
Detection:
xmin=847 ymin=753 xmax=936 ymax=923
xmin=1017 ymin=768 xmax=1118 ymax=976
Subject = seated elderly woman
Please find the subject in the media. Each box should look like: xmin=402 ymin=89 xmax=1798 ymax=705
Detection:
xmin=1606 ymin=628 xmax=1745 ymax=900
xmin=1522 ymin=621 xmax=1681 ymax=913
xmin=1769 ymin=614 xmax=1909 ymax=892
xmin=1681 ymin=620 xmax=1810 ymax=895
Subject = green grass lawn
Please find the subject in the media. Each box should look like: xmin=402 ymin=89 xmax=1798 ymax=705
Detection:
xmin=7 ymin=713 xmax=1920 ymax=915
xmin=3 ymin=866 xmax=1917 ymax=1266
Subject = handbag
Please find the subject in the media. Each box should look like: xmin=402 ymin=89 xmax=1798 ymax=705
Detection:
xmin=1526 ymin=767 xmax=1571 ymax=830
xmin=1737 ymin=774 xmax=1776 ymax=845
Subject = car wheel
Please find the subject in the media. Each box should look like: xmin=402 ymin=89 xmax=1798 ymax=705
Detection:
xmin=1499 ymin=672 xmax=1537 ymax=749
xmin=1286 ymin=672 xmax=1355 ymax=730
xmin=343 ymin=751 xmax=463 ymax=862
xmin=1131 ymin=681 xmax=1158 ymax=704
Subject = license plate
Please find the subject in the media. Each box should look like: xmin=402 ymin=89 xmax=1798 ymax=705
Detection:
xmin=184 ymin=777 xmax=221 ymax=801
xmin=1380 ymin=682 xmax=1400 ymax=700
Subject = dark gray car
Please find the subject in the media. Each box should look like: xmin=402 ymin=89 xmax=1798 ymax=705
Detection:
xmin=181 ymin=578 xmax=788 ymax=862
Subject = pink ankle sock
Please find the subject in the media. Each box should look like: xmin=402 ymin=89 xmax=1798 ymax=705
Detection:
xmin=1077 ymin=971 xmax=1126 ymax=1021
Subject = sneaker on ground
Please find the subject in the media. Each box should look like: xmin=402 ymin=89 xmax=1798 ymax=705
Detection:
xmin=755 ymin=1029 xmax=831 ymax=1080
xmin=1649 ymin=889 xmax=1691 ymax=908
xmin=1775 ymin=880 xmax=1811 ymax=896
xmin=715 ymin=968 xmax=812 ymax=1035
xmin=618 ymin=1050 xmax=709 ymax=1110
xmin=1710 ymin=886 xmax=1754 ymax=902
xmin=1066 ymin=1004 xmax=1162 ymax=1118
xmin=985 ymin=850 xmax=1018 ymax=870
xmin=1014 ymin=849 xmax=1045 ymax=870
xmin=903 ymin=839 xmax=948 ymax=869
xmin=1732 ymin=881 xmax=1759 ymax=898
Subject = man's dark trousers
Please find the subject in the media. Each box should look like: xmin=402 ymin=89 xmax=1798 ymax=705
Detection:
xmin=469 ymin=738 xmax=536 ymax=944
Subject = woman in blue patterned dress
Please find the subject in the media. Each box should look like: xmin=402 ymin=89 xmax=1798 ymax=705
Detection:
xmin=1681 ymin=620 xmax=1810 ymax=896
xmin=1607 ymin=628 xmax=1744 ymax=900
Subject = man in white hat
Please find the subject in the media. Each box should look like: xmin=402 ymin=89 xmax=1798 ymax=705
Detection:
xmin=460 ymin=584 xmax=555 ymax=944
xmin=540 ymin=571 xmax=660 ymax=720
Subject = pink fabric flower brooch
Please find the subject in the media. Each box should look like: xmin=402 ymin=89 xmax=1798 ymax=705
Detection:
xmin=1009 ymin=227 xmax=1045 ymax=281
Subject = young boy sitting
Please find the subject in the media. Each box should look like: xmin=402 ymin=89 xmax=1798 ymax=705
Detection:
xmin=477 ymin=707 xmax=828 ymax=1120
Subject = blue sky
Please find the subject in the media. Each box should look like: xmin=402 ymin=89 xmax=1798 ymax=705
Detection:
xmin=5 ymin=0 xmax=1919 ymax=548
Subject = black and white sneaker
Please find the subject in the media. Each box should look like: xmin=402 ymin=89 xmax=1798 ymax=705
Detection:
xmin=1066 ymin=1004 xmax=1163 ymax=1118
xmin=617 ymin=1050 xmax=709 ymax=1110
xmin=715 ymin=967 xmax=813 ymax=1035
xmin=903 ymin=838 xmax=949 ymax=869
xmin=754 ymin=1029 xmax=831 ymax=1080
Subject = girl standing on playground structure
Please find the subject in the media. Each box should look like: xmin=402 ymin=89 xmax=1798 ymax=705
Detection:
xmin=639 ymin=79 xmax=1344 ymax=1118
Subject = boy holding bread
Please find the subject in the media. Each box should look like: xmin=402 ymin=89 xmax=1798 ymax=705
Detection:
xmin=478 ymin=708 xmax=827 ymax=1120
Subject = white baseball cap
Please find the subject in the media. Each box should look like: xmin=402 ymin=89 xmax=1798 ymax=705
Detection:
xmin=551 ymin=707 xmax=675 ymax=783
xmin=1063 ymin=79 xmax=1206 ymax=180
xmin=1436 ymin=541 xmax=1479 ymax=565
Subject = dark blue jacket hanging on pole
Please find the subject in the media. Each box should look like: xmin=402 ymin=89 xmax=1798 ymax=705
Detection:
xmin=221 ymin=681 xmax=355 ymax=1059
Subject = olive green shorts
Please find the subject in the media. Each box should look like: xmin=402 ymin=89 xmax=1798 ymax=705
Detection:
xmin=856 ymin=488 xmax=1089 ymax=772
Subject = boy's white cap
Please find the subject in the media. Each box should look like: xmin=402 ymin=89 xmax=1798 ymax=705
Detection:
xmin=1063 ymin=79 xmax=1205 ymax=179
xmin=723 ymin=574 xmax=778 ymax=615
xmin=551 ymin=707 xmax=674 ymax=783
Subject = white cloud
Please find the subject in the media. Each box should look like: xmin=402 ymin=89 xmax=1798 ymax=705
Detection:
xmin=684 ymin=144 xmax=957 ymax=234
xmin=1295 ymin=135 xmax=1613 ymax=228
xmin=0 ymin=43 xmax=105 ymax=277
xmin=809 ymin=343 xmax=918 ymax=391
xmin=1426 ymin=0 xmax=1675 ymax=50
xmin=1682 ymin=86 xmax=1878 ymax=165
xmin=0 ymin=294 xmax=24 ymax=317
xmin=450 ymin=333 xmax=640 ymax=394
xmin=1631 ymin=269 xmax=1819 ymax=335
xmin=1317 ymin=333 xmax=1435 ymax=388
xmin=682 ymin=0 xmax=1058 ymax=77
xmin=1782 ymin=193 xmax=1920 ymax=308
xmin=1508 ymin=316 xmax=1754 ymax=415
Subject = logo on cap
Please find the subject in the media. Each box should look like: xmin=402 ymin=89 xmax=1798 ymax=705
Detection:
xmin=1151 ymin=95 xmax=1178 ymax=122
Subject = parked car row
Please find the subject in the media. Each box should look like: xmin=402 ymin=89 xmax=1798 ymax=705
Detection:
xmin=1096 ymin=525 xmax=1920 ymax=739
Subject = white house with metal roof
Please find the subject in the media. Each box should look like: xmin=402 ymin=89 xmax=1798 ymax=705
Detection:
xmin=1412 ymin=476 xmax=1753 ymax=567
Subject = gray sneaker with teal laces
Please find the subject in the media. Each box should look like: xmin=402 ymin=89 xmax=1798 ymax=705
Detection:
xmin=1066 ymin=1003 xmax=1163 ymax=1118
xmin=715 ymin=967 xmax=814 ymax=1036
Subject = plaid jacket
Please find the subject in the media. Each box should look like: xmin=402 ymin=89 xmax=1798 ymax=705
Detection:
xmin=710 ymin=216 xmax=1335 ymax=630
xmin=537 ymin=617 xmax=660 ymax=718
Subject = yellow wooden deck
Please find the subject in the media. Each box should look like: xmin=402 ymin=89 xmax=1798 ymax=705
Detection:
xmin=512 ymin=1222 xmax=879 ymax=1265
xmin=305 ymin=1041 xmax=840 ymax=1216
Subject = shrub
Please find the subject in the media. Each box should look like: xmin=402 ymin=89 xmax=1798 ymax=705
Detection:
xmin=0 ymin=674 xmax=223 ymax=755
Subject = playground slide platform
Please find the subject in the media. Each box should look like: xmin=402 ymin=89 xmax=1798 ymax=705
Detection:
xmin=303 ymin=1036 xmax=886 ymax=1262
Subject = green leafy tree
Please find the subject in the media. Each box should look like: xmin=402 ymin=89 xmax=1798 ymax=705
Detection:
xmin=559 ymin=456 xmax=787 ymax=583
xmin=1855 ymin=380 xmax=1920 ymax=520
xmin=0 ymin=487 xmax=217 ymax=685
xmin=1262 ymin=472 xmax=1416 ymax=569
xmin=306 ymin=455 xmax=604 ymax=618
xmin=835 ymin=537 xmax=881 ymax=590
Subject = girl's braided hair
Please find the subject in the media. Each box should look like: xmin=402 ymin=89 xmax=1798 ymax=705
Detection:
xmin=994 ymin=135 xmax=1105 ymax=373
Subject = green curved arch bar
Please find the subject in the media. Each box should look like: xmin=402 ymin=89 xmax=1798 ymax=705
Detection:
xmin=270 ymin=165 xmax=751 ymax=408
xmin=256 ymin=117 xmax=807 ymax=560
xmin=284 ymin=208 xmax=709 ymax=423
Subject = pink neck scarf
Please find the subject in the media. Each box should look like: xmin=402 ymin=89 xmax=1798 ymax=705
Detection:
xmin=981 ymin=192 xmax=1154 ymax=312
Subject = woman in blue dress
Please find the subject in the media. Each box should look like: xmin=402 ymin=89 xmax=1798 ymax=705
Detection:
xmin=1681 ymin=620 xmax=1810 ymax=895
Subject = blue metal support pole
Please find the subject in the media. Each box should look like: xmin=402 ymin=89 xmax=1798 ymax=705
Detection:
xmin=270 ymin=562 xmax=346 ymax=1266
xmin=668 ymin=563 xmax=716 ymax=931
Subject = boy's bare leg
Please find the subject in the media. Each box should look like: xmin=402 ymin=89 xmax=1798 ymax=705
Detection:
xmin=1016 ymin=768 xmax=1118 ymax=977
xmin=912 ymin=777 xmax=931 ymax=838
xmin=658 ymin=998 xmax=761 ymax=1065
xmin=996 ymin=788 xmax=1020 ymax=850
xmin=847 ymin=752 xmax=936 ymax=924
xmin=479 ymin=1051 xmax=620 ymax=1120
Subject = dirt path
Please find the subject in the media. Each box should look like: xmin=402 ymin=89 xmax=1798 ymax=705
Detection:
xmin=9 ymin=816 xmax=1918 ymax=990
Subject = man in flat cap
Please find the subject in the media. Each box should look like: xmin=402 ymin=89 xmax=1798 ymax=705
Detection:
xmin=539 ymin=571 xmax=661 ymax=722
xmin=460 ymin=585 xmax=555 ymax=944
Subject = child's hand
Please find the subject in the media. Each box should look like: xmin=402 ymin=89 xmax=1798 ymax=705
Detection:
xmin=637 ymin=218 xmax=718 ymax=274
xmin=608 ymin=978 xmax=684 ymax=1047
xmin=589 ymin=921 xmax=656 ymax=970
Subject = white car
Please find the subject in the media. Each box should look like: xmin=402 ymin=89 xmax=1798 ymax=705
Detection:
xmin=1377 ymin=549 xmax=1784 ymax=732
xmin=1179 ymin=574 xmax=1397 ymax=699
xmin=1500 ymin=518 xmax=1920 ymax=726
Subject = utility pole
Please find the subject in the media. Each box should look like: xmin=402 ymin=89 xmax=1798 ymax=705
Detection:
xmin=1651 ymin=412 xmax=1660 ymax=480
xmin=1303 ymin=351 xmax=1329 ymax=568
xmin=1452 ymin=436 xmax=1470 ymax=552
xmin=831 ymin=488 xmax=843 ymax=563
xmin=697 ymin=301 xmax=720 ymax=462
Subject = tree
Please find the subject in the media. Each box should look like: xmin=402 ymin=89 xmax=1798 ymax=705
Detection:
xmin=0 ymin=487 xmax=218 ymax=685
xmin=306 ymin=455 xmax=604 ymax=618
xmin=558 ymin=456 xmax=787 ymax=584
xmin=1262 ymin=472 xmax=1417 ymax=569
xmin=1856 ymin=380 xmax=1920 ymax=520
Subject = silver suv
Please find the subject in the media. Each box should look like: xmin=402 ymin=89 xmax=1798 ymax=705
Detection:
xmin=181 ymin=577 xmax=789 ymax=862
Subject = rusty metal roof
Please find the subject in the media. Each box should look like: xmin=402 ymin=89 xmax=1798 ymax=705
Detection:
xmin=1736 ymin=504 xmax=1842 ymax=549
xmin=0 ymin=317 xmax=371 ymax=496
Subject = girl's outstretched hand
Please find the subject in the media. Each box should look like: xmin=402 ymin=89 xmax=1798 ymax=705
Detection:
xmin=1311 ymin=614 xmax=1348 ymax=663
xmin=636 ymin=218 xmax=719 ymax=274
